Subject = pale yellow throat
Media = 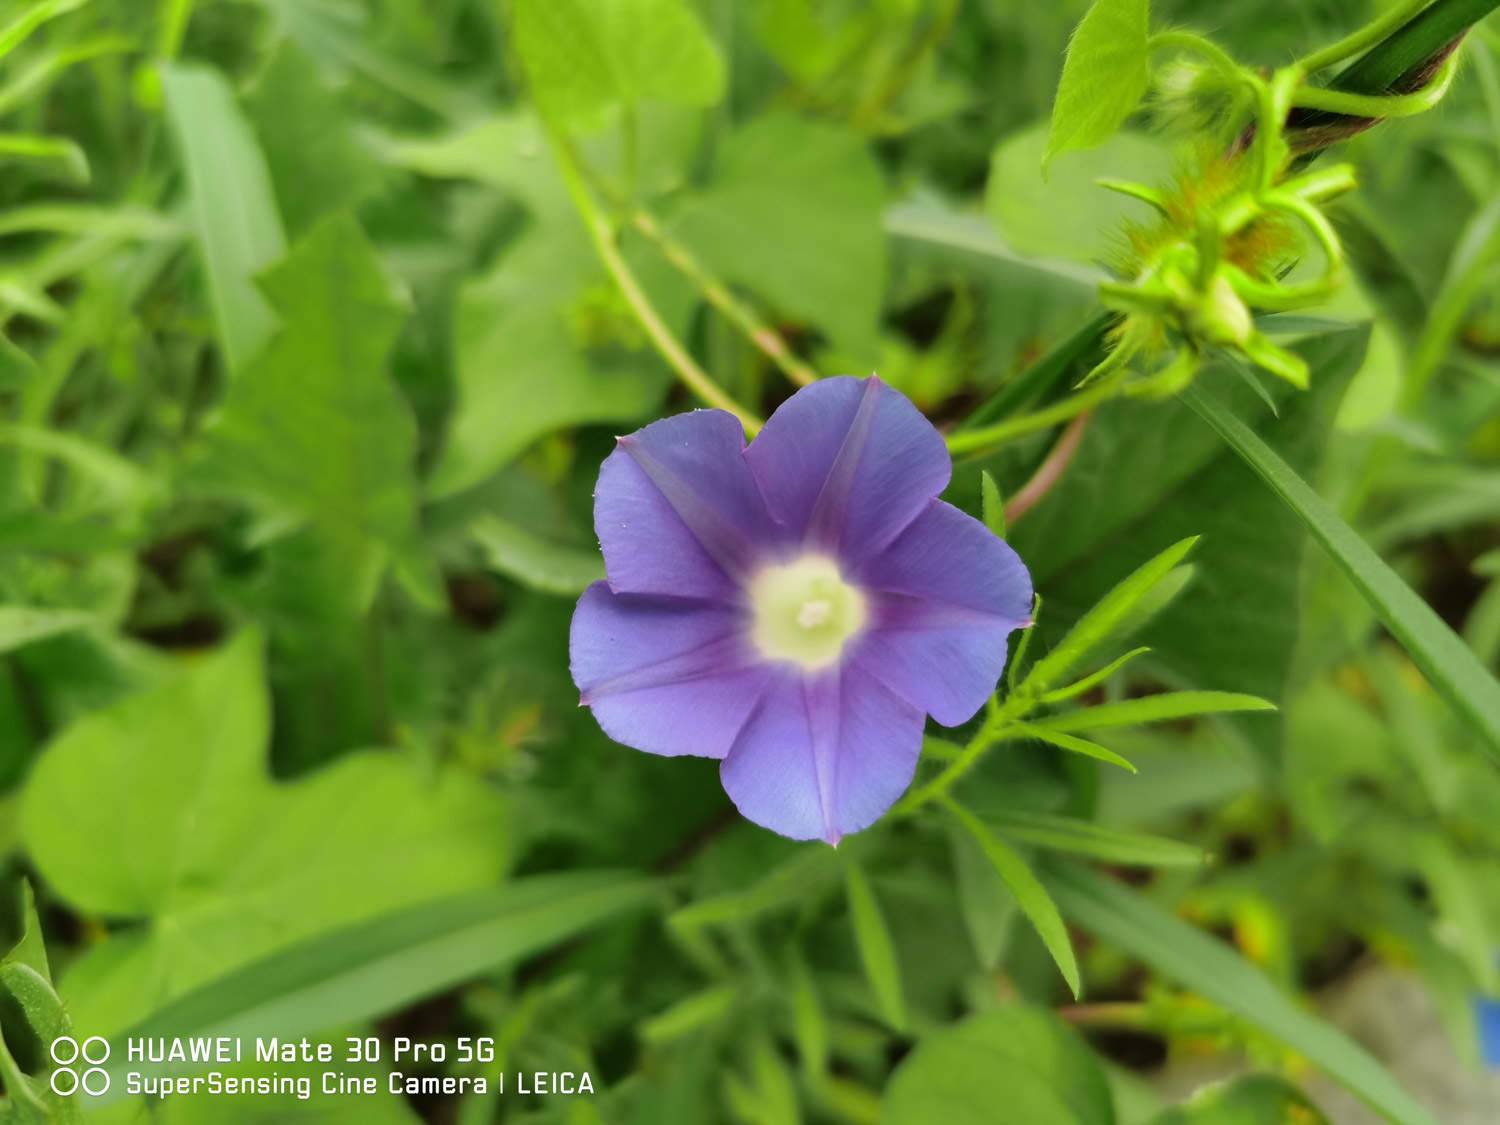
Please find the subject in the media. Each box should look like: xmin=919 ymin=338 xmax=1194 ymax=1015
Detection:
xmin=748 ymin=556 xmax=868 ymax=671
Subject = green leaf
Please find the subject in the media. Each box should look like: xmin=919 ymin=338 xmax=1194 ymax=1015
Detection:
xmin=198 ymin=215 xmax=420 ymax=611
xmin=472 ymin=514 xmax=604 ymax=596
xmin=161 ymin=63 xmax=287 ymax=374
xmin=1183 ymin=381 xmax=1500 ymax=757
xmin=1036 ymin=692 xmax=1276 ymax=733
xmin=991 ymin=811 xmax=1204 ymax=868
xmin=0 ymin=423 xmax=159 ymax=513
xmin=243 ymin=40 xmax=381 ymax=236
xmin=1148 ymin=1074 xmax=1330 ymax=1124
xmin=1048 ymin=865 xmax=1436 ymax=1125
xmin=725 ymin=1035 xmax=801 ymax=1125
xmin=786 ymin=947 xmax=828 ymax=1078
xmin=1012 ymin=721 xmax=1139 ymax=773
xmin=981 ymin=470 xmax=1007 ymax=539
xmin=20 ymin=632 xmax=511 ymax=1035
xmin=885 ymin=197 xmax=1106 ymax=291
xmin=670 ymin=113 xmax=885 ymax=355
xmin=843 ymin=864 xmax=906 ymax=1031
xmin=1041 ymin=647 xmax=1151 ymax=704
xmin=1407 ymin=192 xmax=1500 ymax=400
xmin=993 ymin=126 xmax=1170 ymax=264
xmin=1022 ymin=538 xmax=1198 ymax=696
xmin=670 ymin=842 xmax=847 ymax=931
xmin=1013 ymin=330 xmax=1370 ymax=745
xmin=512 ymin=0 xmax=725 ymax=128
xmin=640 ymin=984 xmax=740 ymax=1045
xmin=1048 ymin=0 xmax=1151 ymax=162
xmin=959 ymin=312 xmax=1115 ymax=432
xmin=0 ymin=133 xmax=88 ymax=184
xmin=0 ymin=607 xmax=94 ymax=657
xmin=944 ymin=800 xmax=1080 ymax=997
xmin=0 ymin=0 xmax=85 ymax=62
xmin=430 ymin=185 xmax=688 ymax=499
xmin=947 ymin=821 xmax=1018 ymax=969
xmin=884 ymin=1007 xmax=1114 ymax=1125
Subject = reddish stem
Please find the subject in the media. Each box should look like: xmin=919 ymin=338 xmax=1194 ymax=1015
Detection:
xmin=1004 ymin=411 xmax=1093 ymax=526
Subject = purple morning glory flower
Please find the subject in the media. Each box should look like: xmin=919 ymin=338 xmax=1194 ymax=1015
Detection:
xmin=569 ymin=376 xmax=1034 ymax=844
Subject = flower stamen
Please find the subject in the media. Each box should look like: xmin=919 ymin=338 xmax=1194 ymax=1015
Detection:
xmin=749 ymin=556 xmax=867 ymax=671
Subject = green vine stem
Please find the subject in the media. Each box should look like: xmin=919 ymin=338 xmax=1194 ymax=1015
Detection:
xmin=1291 ymin=51 xmax=1461 ymax=117
xmin=1295 ymin=0 xmax=1435 ymax=75
xmin=630 ymin=212 xmax=820 ymax=388
xmin=549 ymin=133 xmax=765 ymax=433
xmin=945 ymin=381 xmax=1116 ymax=458
xmin=895 ymin=696 xmax=1028 ymax=815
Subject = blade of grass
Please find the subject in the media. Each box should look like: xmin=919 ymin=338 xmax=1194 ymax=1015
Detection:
xmin=1034 ymin=692 xmax=1276 ymax=733
xmin=1185 ymin=384 xmax=1500 ymax=756
xmin=161 ymin=63 xmax=287 ymax=374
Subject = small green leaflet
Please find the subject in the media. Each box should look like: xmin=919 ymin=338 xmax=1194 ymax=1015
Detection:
xmin=1035 ymin=691 xmax=1276 ymax=733
xmin=1047 ymin=0 xmax=1152 ymax=164
xmin=981 ymin=470 xmax=1007 ymax=538
xmin=944 ymin=798 xmax=1080 ymax=998
xmin=843 ymin=863 xmax=907 ymax=1031
xmin=472 ymin=515 xmax=604 ymax=596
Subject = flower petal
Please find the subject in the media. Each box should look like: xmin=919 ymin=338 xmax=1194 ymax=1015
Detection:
xmin=596 ymin=409 xmax=774 ymax=600
xmin=745 ymin=376 xmax=950 ymax=561
xmin=851 ymin=500 xmax=1033 ymax=726
xmin=719 ymin=662 xmax=924 ymax=844
xmin=571 ymin=582 xmax=770 ymax=759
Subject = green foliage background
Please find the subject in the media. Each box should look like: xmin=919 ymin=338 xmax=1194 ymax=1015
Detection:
xmin=2 ymin=0 xmax=1500 ymax=1122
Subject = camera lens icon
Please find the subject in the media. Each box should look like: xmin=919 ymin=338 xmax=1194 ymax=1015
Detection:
xmin=49 ymin=1036 xmax=110 ymax=1096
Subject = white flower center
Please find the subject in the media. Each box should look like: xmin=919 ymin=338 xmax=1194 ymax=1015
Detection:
xmin=749 ymin=556 xmax=867 ymax=670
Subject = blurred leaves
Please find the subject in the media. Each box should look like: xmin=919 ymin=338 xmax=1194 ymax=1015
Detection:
xmin=1147 ymin=1075 xmax=1330 ymax=1124
xmin=1050 ymin=866 xmax=1436 ymax=1125
xmin=1013 ymin=330 xmax=1371 ymax=722
xmin=161 ymin=63 xmax=286 ymax=374
xmin=670 ymin=113 xmax=886 ymax=355
xmin=884 ymin=1007 xmax=1114 ymax=1124
xmin=243 ymin=41 xmax=382 ymax=237
xmin=196 ymin=215 xmax=421 ymax=613
xmin=108 ymin=872 xmax=658 ymax=1050
xmin=21 ymin=633 xmax=510 ymax=1034
xmin=0 ymin=882 xmax=78 ymax=1124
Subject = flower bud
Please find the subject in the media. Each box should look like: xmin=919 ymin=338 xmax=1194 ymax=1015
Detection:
xmin=1190 ymin=274 xmax=1253 ymax=348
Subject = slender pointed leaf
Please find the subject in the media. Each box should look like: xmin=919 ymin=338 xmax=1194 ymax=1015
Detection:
xmin=843 ymin=864 xmax=906 ymax=1031
xmin=1036 ymin=692 xmax=1276 ymax=733
xmin=945 ymin=800 xmax=1080 ymax=997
